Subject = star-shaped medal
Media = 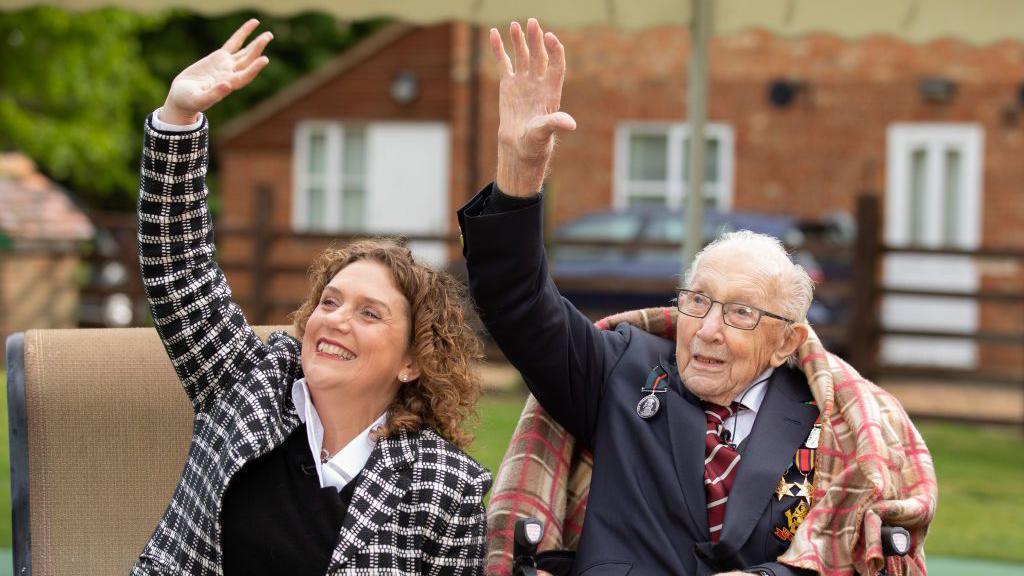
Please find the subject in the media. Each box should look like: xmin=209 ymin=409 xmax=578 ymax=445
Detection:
xmin=794 ymin=477 xmax=813 ymax=499
xmin=775 ymin=478 xmax=793 ymax=501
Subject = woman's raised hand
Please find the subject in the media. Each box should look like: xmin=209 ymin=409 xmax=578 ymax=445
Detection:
xmin=161 ymin=19 xmax=273 ymax=125
xmin=491 ymin=19 xmax=577 ymax=198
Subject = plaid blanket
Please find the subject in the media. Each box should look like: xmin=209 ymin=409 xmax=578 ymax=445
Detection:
xmin=485 ymin=307 xmax=936 ymax=576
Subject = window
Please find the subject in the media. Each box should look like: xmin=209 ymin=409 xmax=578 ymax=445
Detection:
xmin=614 ymin=122 xmax=734 ymax=211
xmin=293 ymin=122 xmax=368 ymax=232
xmin=885 ymin=123 xmax=983 ymax=249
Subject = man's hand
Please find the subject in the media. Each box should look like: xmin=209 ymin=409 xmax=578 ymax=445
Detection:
xmin=161 ymin=18 xmax=272 ymax=125
xmin=490 ymin=18 xmax=577 ymax=197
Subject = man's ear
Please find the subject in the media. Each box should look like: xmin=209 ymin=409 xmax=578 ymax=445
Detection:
xmin=771 ymin=323 xmax=809 ymax=367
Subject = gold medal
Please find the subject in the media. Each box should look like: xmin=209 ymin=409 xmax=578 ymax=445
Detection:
xmin=775 ymin=478 xmax=794 ymax=501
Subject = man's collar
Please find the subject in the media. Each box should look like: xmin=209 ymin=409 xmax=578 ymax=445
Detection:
xmin=732 ymin=366 xmax=774 ymax=413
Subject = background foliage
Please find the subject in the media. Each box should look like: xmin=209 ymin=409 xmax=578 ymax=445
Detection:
xmin=0 ymin=7 xmax=383 ymax=210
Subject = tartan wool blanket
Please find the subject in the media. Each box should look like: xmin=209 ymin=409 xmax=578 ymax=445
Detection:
xmin=485 ymin=307 xmax=936 ymax=576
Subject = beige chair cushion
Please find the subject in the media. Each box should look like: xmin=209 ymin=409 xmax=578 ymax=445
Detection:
xmin=20 ymin=326 xmax=291 ymax=576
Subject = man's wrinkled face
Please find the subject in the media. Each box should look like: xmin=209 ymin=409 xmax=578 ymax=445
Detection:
xmin=675 ymin=247 xmax=792 ymax=405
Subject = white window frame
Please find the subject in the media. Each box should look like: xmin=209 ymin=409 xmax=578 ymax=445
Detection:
xmin=613 ymin=121 xmax=734 ymax=211
xmin=292 ymin=120 xmax=367 ymax=232
xmin=885 ymin=123 xmax=984 ymax=249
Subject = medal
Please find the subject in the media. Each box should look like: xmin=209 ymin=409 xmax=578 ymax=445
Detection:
xmin=794 ymin=477 xmax=813 ymax=499
xmin=795 ymin=447 xmax=815 ymax=475
xmin=775 ymin=477 xmax=794 ymax=501
xmin=636 ymin=393 xmax=661 ymax=419
xmin=636 ymin=364 xmax=670 ymax=420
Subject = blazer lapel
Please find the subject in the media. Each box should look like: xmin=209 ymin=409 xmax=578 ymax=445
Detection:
xmin=713 ymin=365 xmax=817 ymax=558
xmin=665 ymin=371 xmax=711 ymax=537
xmin=328 ymin=427 xmax=417 ymax=571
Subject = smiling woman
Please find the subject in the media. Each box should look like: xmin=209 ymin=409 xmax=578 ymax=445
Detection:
xmin=131 ymin=18 xmax=489 ymax=576
xmin=292 ymin=241 xmax=481 ymax=451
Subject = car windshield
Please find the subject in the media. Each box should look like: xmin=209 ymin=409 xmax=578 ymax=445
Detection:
xmin=557 ymin=213 xmax=640 ymax=241
xmin=644 ymin=213 xmax=730 ymax=243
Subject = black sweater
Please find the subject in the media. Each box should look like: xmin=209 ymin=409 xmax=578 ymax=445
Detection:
xmin=220 ymin=423 xmax=358 ymax=575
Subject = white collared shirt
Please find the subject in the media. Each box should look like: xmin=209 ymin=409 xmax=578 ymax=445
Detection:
xmin=151 ymin=107 xmax=205 ymax=132
xmin=720 ymin=366 xmax=775 ymax=447
xmin=291 ymin=378 xmax=385 ymax=491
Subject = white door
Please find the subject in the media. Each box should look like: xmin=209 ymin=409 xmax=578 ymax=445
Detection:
xmin=882 ymin=123 xmax=984 ymax=368
xmin=365 ymin=123 xmax=451 ymax=266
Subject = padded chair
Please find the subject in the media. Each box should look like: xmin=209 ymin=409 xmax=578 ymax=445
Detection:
xmin=5 ymin=326 xmax=289 ymax=576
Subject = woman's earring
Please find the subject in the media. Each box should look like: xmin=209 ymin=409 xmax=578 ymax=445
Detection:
xmin=399 ymin=372 xmax=408 ymax=382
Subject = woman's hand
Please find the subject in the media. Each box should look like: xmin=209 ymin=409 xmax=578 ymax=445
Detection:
xmin=161 ymin=18 xmax=273 ymax=125
xmin=490 ymin=18 xmax=577 ymax=197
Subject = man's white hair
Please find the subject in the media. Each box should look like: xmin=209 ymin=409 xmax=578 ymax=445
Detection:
xmin=683 ymin=230 xmax=815 ymax=323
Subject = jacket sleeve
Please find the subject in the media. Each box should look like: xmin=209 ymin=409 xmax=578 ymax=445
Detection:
xmin=137 ymin=114 xmax=267 ymax=411
xmin=425 ymin=470 xmax=491 ymax=575
xmin=458 ymin=184 xmax=629 ymax=449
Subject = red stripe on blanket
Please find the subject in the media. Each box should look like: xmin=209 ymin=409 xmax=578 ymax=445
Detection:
xmin=565 ymin=493 xmax=590 ymax=535
xmin=662 ymin=308 xmax=673 ymax=338
xmin=546 ymin=419 xmax=575 ymax=530
xmin=512 ymin=430 xmax=573 ymax=468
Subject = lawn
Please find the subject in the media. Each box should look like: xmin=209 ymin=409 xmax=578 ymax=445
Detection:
xmin=0 ymin=371 xmax=1021 ymax=564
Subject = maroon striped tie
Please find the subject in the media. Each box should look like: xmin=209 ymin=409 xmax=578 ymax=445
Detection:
xmin=703 ymin=401 xmax=743 ymax=542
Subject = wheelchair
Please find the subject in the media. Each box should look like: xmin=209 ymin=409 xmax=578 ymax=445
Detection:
xmin=487 ymin=307 xmax=928 ymax=576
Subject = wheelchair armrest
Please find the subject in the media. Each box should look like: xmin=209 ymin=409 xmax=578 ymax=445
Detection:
xmin=881 ymin=525 xmax=911 ymax=557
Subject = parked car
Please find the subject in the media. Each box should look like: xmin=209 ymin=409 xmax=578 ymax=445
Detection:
xmin=549 ymin=207 xmax=838 ymax=329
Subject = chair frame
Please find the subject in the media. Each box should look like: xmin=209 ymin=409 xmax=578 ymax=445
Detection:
xmin=6 ymin=332 xmax=32 ymax=576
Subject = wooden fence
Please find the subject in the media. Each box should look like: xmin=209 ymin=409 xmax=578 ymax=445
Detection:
xmin=76 ymin=190 xmax=1022 ymax=425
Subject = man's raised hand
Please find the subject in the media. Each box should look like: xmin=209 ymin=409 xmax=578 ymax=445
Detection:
xmin=161 ymin=19 xmax=272 ymax=125
xmin=491 ymin=18 xmax=577 ymax=197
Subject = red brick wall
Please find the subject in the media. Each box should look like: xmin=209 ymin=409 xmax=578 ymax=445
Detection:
xmin=218 ymin=24 xmax=456 ymax=322
xmin=467 ymin=27 xmax=1024 ymax=243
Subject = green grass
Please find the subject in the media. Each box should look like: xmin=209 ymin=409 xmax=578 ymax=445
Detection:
xmin=0 ymin=372 xmax=1020 ymax=564
xmin=917 ymin=422 xmax=1024 ymax=563
xmin=467 ymin=391 xmax=529 ymax=499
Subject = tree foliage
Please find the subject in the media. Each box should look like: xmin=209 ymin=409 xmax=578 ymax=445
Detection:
xmin=0 ymin=7 xmax=383 ymax=210
xmin=0 ymin=7 xmax=163 ymax=209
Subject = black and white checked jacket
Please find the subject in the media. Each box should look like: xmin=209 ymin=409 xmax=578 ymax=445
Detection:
xmin=132 ymin=115 xmax=490 ymax=575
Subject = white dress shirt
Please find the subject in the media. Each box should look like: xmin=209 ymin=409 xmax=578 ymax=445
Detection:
xmin=291 ymin=378 xmax=385 ymax=491
xmin=152 ymin=107 xmax=204 ymax=132
xmin=719 ymin=366 xmax=775 ymax=447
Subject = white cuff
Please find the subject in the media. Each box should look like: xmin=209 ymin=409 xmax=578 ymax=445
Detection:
xmin=152 ymin=107 xmax=204 ymax=132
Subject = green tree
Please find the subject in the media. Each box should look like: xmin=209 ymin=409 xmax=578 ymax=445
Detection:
xmin=0 ymin=7 xmax=384 ymax=211
xmin=0 ymin=7 xmax=163 ymax=209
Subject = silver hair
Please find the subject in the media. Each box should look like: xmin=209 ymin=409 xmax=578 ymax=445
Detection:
xmin=683 ymin=230 xmax=815 ymax=324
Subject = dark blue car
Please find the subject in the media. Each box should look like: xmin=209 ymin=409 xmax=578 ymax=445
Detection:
xmin=549 ymin=207 xmax=835 ymax=326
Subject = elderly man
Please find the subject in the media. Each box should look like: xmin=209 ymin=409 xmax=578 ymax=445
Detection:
xmin=460 ymin=19 xmax=934 ymax=576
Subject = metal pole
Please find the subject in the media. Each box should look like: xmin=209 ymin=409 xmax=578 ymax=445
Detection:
xmin=683 ymin=0 xmax=711 ymax=278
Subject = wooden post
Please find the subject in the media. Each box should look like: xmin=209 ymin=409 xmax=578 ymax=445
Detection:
xmin=252 ymin=184 xmax=273 ymax=325
xmin=848 ymin=195 xmax=881 ymax=380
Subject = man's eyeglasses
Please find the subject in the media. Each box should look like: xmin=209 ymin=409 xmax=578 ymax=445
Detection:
xmin=674 ymin=289 xmax=795 ymax=330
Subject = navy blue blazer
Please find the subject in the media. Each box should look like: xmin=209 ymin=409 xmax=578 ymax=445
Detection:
xmin=459 ymin=185 xmax=818 ymax=576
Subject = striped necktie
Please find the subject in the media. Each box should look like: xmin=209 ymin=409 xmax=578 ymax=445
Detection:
xmin=702 ymin=401 xmax=744 ymax=542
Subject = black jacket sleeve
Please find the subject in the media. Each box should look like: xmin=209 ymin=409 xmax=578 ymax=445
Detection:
xmin=458 ymin=183 xmax=629 ymax=448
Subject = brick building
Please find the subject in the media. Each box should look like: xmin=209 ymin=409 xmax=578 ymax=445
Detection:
xmin=218 ymin=23 xmax=1024 ymax=374
xmin=0 ymin=153 xmax=94 ymax=351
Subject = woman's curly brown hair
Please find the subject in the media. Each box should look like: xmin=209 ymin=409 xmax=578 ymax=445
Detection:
xmin=291 ymin=239 xmax=482 ymax=449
